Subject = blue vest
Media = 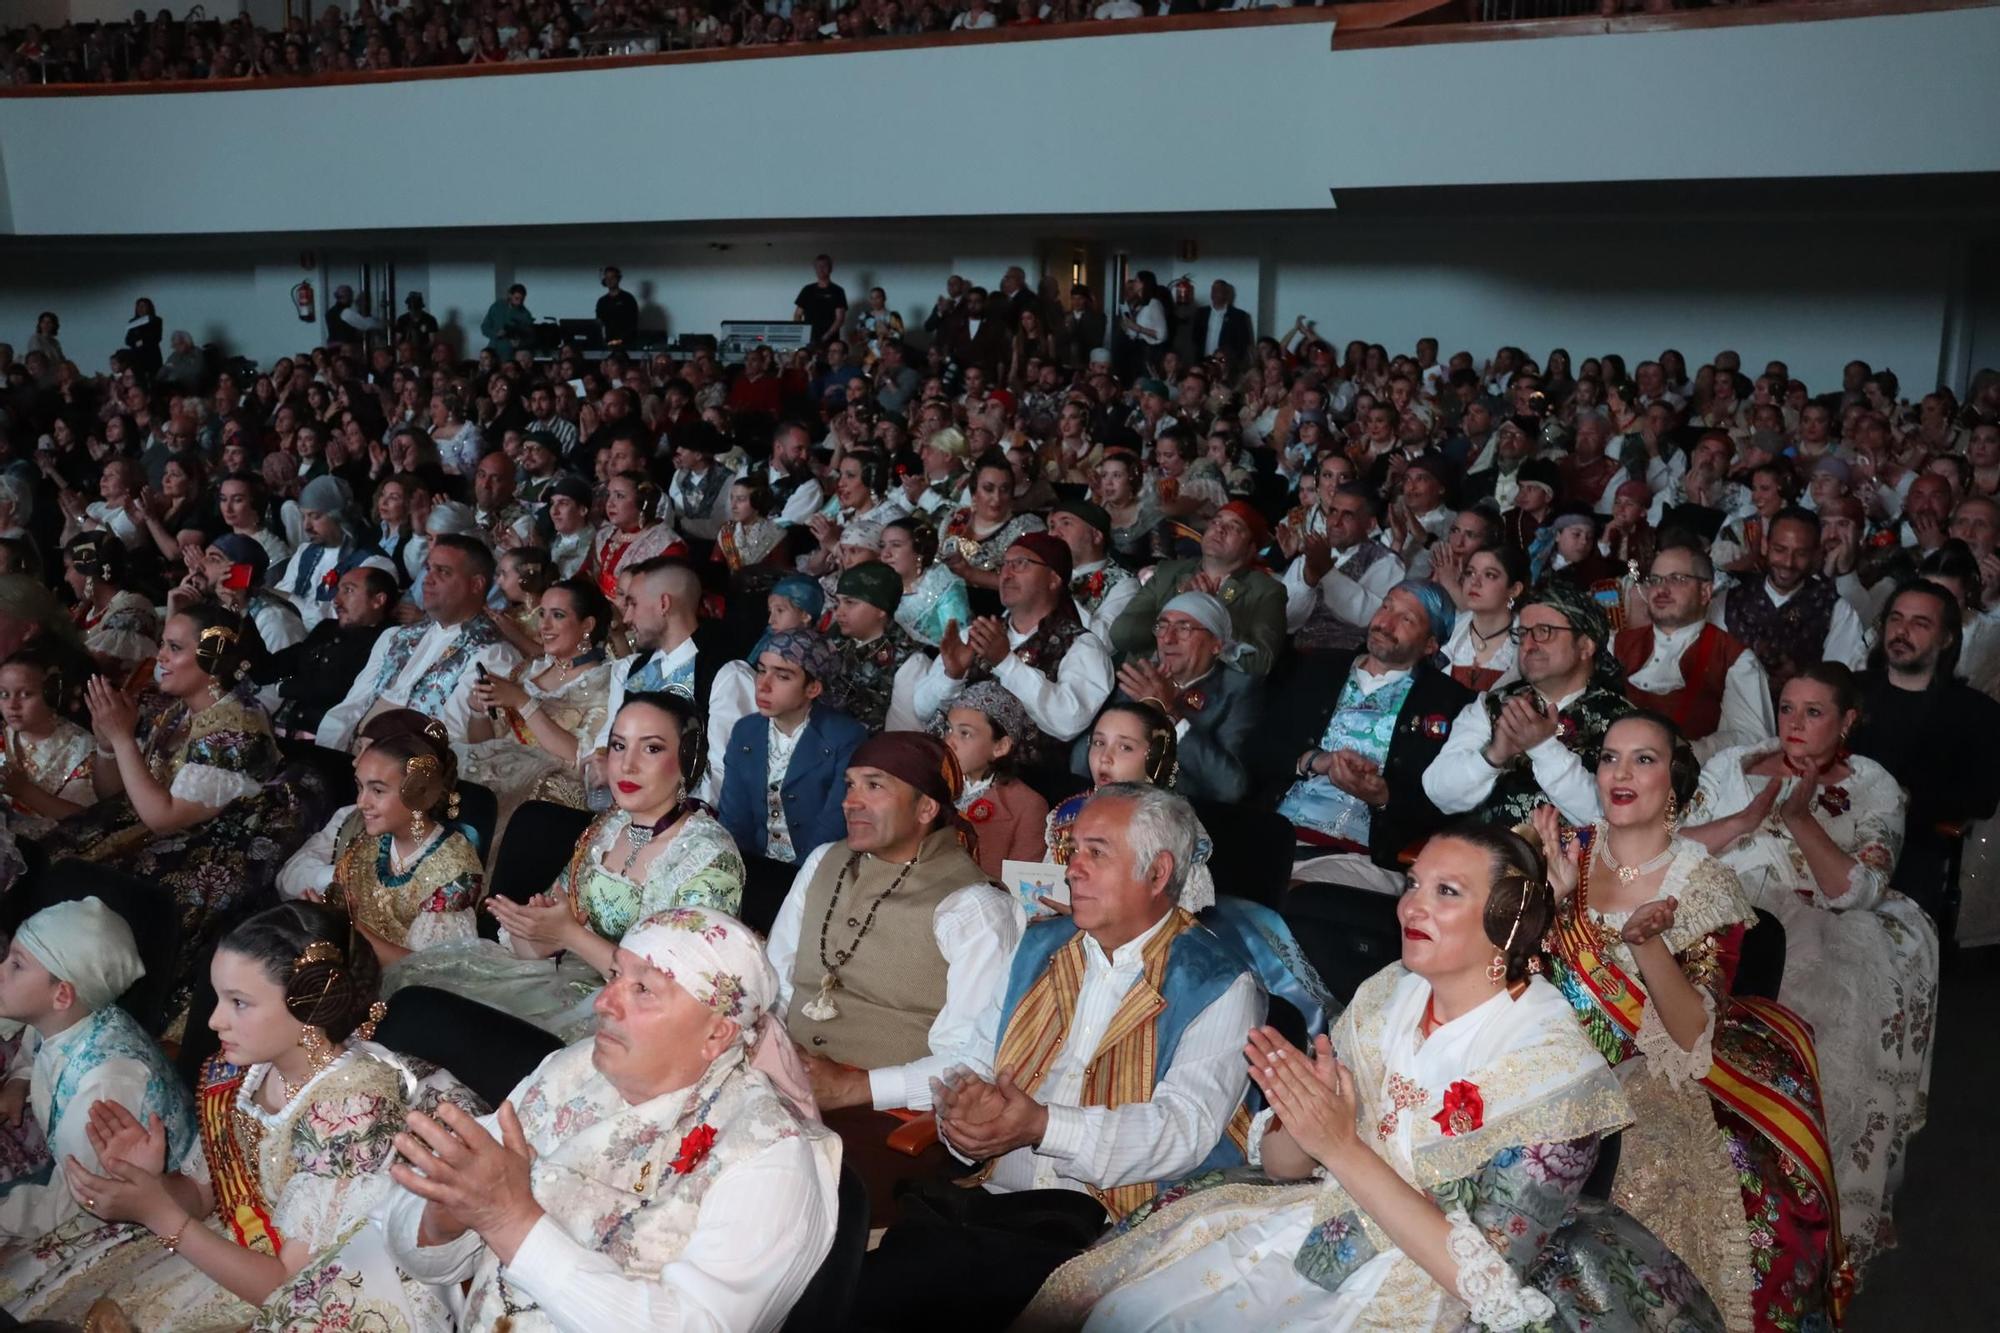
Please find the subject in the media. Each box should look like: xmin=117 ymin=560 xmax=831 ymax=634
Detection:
xmin=996 ymin=915 xmax=1252 ymax=1192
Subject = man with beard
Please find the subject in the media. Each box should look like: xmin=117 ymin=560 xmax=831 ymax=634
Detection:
xmin=1710 ymin=506 xmax=1869 ymax=706
xmin=1614 ymin=541 xmax=1772 ymax=761
xmin=1425 ymin=581 xmax=1632 ymax=827
xmin=1257 ymin=580 xmax=1472 ymax=893
xmin=1849 ymin=580 xmax=2000 ymax=927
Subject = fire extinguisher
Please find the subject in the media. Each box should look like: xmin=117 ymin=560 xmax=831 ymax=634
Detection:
xmin=292 ymin=281 xmax=316 ymax=324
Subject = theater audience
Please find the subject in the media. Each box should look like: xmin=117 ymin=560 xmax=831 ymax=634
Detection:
xmin=248 ymin=563 xmax=391 ymax=734
xmin=1709 ymin=506 xmax=1869 ymax=702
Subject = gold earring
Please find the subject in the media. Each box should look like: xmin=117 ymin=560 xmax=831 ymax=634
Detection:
xmin=1486 ymin=953 xmax=1507 ymax=984
xmin=1664 ymin=793 xmax=1680 ymax=835
xmin=410 ymin=812 xmax=427 ymax=839
xmin=298 ymin=1025 xmax=337 ymax=1075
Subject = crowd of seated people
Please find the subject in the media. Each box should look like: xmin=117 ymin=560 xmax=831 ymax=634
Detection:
xmin=0 ymin=249 xmax=1991 ymax=1330
xmin=4 ymin=0 xmax=1331 ymax=87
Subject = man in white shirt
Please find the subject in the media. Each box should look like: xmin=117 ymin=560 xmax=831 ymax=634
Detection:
xmin=1615 ymin=541 xmax=1773 ymax=762
xmin=591 ymin=558 xmax=709 ymax=759
xmin=915 ymin=533 xmax=1115 ymax=755
xmin=766 ymin=421 xmax=825 ymax=529
xmin=854 ymin=783 xmax=1261 ymax=1331
xmin=384 ymin=910 xmax=839 ymax=1333
xmin=0 ymin=898 xmax=195 ymax=1242
xmin=317 ymin=535 xmax=521 ymax=750
xmin=1710 ymin=507 xmax=1870 ymax=707
xmin=1283 ymin=481 xmax=1406 ymax=654
xmin=767 ymin=732 xmax=1020 ymax=1119
xmin=1047 ymin=499 xmax=1138 ymax=643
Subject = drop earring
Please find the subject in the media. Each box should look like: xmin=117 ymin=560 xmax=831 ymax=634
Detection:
xmin=1486 ymin=953 xmax=1507 ymax=984
xmin=1664 ymin=793 xmax=1680 ymax=835
xmin=410 ymin=812 xmax=427 ymax=839
xmin=298 ymin=1024 xmax=337 ymax=1076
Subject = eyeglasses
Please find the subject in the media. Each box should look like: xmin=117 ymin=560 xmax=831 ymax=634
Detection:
xmin=998 ymin=555 xmax=1048 ymax=573
xmin=1638 ymin=573 xmax=1705 ymax=590
xmin=1152 ymin=618 xmax=1208 ymax=640
xmin=1508 ymin=623 xmax=1578 ymax=644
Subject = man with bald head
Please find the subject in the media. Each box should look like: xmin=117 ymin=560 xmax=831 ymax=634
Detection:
xmin=590 ymin=556 xmax=728 ymax=757
xmin=472 ymin=450 xmax=535 ymax=548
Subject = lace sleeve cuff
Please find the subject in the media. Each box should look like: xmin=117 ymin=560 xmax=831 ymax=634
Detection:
xmin=169 ymin=763 xmax=262 ymax=807
xmin=1632 ymin=987 xmax=1716 ymax=1085
xmin=1445 ymin=1207 xmax=1556 ymax=1332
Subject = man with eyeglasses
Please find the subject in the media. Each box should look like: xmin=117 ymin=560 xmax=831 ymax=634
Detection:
xmin=1424 ymin=582 xmax=1632 ymax=826
xmin=1709 ymin=505 xmax=1869 ymax=706
xmin=1112 ymin=502 xmax=1286 ymax=676
xmin=1613 ymin=540 xmax=1772 ymax=761
xmin=916 ymin=532 xmax=1113 ymax=769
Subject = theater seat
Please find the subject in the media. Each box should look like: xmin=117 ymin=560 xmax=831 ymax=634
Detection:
xmin=782 ymin=1162 xmax=869 ymax=1333
xmin=1735 ymin=908 xmax=1786 ymax=1001
xmin=487 ymin=801 xmax=595 ymax=907
xmin=1581 ymin=1131 xmax=1622 ymax=1201
xmin=375 ymin=985 xmax=563 ymax=1109
xmin=454 ymin=780 xmax=500 ymax=861
xmin=1281 ymin=883 xmax=1403 ymax=1006
xmin=1192 ymin=802 xmax=1291 ymax=911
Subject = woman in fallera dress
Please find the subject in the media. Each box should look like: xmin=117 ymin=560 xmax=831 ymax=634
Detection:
xmin=384 ymin=691 xmax=744 ymax=1040
xmin=1539 ymin=713 xmax=1844 ymax=1332
xmin=1681 ymin=663 xmax=1936 ymax=1272
xmin=0 ymin=903 xmax=468 ymax=1332
xmin=1018 ymin=822 xmax=1722 ymax=1333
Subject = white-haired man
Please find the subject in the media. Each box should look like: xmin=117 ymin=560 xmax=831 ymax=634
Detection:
xmin=854 ymin=783 xmax=1262 ymax=1333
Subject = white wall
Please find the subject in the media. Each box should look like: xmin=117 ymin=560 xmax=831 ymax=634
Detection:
xmin=4 ymin=8 xmax=1999 ymax=237
xmin=0 ymin=213 xmax=1974 ymax=394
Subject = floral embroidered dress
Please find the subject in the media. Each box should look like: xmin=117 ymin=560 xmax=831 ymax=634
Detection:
xmin=455 ymin=652 xmax=614 ymax=848
xmin=1018 ymin=964 xmax=1723 ymax=1333
xmin=331 ymin=826 xmax=484 ymax=952
xmin=4 ymin=718 xmax=97 ymax=835
xmin=1546 ymin=835 xmax=1844 ymax=1332
xmin=1692 ymin=744 xmax=1936 ymax=1272
xmin=0 ymin=1046 xmax=473 ymax=1332
xmin=37 ymin=691 xmax=306 ymax=1025
xmin=896 ymin=561 xmax=973 ymax=648
xmin=383 ymin=808 xmax=744 ymax=1040
xmin=588 ymin=520 xmax=681 ymax=601
xmin=940 ymin=507 xmax=1045 ymax=573
xmin=383 ymin=1035 xmax=837 ymax=1333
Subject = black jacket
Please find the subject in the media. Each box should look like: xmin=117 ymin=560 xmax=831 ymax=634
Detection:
xmin=1189 ymin=306 xmax=1254 ymax=365
xmin=257 ymin=618 xmax=390 ymax=735
xmin=1250 ymin=649 xmax=1474 ymax=868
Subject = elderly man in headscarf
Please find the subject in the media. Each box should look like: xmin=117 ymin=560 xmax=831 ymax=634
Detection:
xmin=0 ymin=898 xmax=195 ymax=1239
xmin=1082 ymin=589 xmax=1263 ymax=804
xmin=765 ymin=732 xmax=1019 ymax=1132
xmin=384 ymin=909 xmax=840 ymax=1333
xmin=1111 ymin=500 xmax=1288 ymax=676
xmin=853 ymin=782 xmax=1261 ymax=1333
xmin=1424 ymin=579 xmax=1633 ymax=827
xmin=1254 ymin=578 xmax=1476 ymax=897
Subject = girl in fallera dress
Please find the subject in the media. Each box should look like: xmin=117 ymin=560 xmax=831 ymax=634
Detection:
xmin=1537 ymin=713 xmax=1844 ymax=1331
xmin=328 ymin=732 xmax=484 ymax=972
xmin=1018 ymin=823 xmax=1722 ymax=1332
xmin=0 ymin=644 xmax=96 ymax=835
xmin=384 ymin=691 xmax=744 ymax=1040
xmin=0 ymin=903 xmax=468 ymax=1331
xmin=935 ymin=680 xmax=1049 ymax=883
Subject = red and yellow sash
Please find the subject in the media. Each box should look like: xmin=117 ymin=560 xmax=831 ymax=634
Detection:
xmin=1550 ymin=908 xmax=1843 ymax=1244
xmin=196 ymin=1058 xmax=281 ymax=1256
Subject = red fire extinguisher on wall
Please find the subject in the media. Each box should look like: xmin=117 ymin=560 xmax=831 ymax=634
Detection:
xmin=292 ymin=281 xmax=316 ymax=324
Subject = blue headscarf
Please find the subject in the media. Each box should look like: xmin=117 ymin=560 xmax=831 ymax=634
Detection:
xmin=750 ymin=575 xmax=831 ymax=666
xmin=1391 ymin=577 xmax=1455 ymax=666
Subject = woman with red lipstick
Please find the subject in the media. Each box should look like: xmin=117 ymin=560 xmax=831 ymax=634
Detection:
xmin=1539 ymin=714 xmax=1844 ymax=1331
xmin=1021 ymin=822 xmax=1720 ymax=1331
xmin=385 ymin=692 xmax=744 ymax=1040
xmin=1682 ymin=664 xmax=1934 ymax=1276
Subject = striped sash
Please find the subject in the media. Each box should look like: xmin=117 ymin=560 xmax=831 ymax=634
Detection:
xmin=196 ymin=1058 xmax=281 ymax=1255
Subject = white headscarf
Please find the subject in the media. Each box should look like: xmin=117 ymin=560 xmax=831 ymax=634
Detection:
xmin=16 ymin=897 xmax=143 ymax=1012
xmin=1161 ymin=589 xmax=1249 ymax=667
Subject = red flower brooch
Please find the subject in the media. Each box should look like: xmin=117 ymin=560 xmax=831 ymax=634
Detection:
xmin=965 ymin=797 xmax=997 ymax=823
xmin=1431 ymin=1081 xmax=1484 ymax=1137
xmin=1421 ymin=713 xmax=1451 ymax=741
xmin=670 ymin=1124 xmax=718 ymax=1176
xmin=1817 ymin=786 xmax=1852 ymax=818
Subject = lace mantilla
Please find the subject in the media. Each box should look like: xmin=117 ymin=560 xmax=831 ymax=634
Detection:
xmin=1631 ymin=985 xmax=1717 ymax=1086
xmin=1444 ymin=1207 xmax=1555 ymax=1331
xmin=169 ymin=761 xmax=264 ymax=807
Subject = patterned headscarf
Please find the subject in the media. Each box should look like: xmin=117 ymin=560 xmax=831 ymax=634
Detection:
xmin=759 ymin=628 xmax=842 ymax=684
xmin=621 ymin=909 xmax=817 ymax=1121
xmin=1523 ymin=581 xmax=1626 ymax=690
xmin=931 ymin=679 xmax=1032 ymax=748
xmin=770 ymin=573 xmax=825 ymax=619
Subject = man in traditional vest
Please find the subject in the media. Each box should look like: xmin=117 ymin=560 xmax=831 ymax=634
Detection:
xmin=1425 ymin=581 xmax=1632 ymax=827
xmin=828 ymin=562 xmax=929 ymax=732
xmin=1279 ymin=482 xmax=1406 ymax=656
xmin=765 ymin=733 xmax=1020 ymax=1121
xmin=915 ymin=532 xmax=1115 ymax=768
xmin=1616 ymin=539 xmax=1773 ymax=761
xmin=1710 ymin=506 xmax=1869 ymax=706
xmin=317 ymin=534 xmax=521 ymax=750
xmin=854 ymin=783 xmax=1261 ymax=1333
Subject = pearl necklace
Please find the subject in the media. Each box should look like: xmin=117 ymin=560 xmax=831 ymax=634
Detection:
xmin=1595 ymin=830 xmax=1676 ymax=884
